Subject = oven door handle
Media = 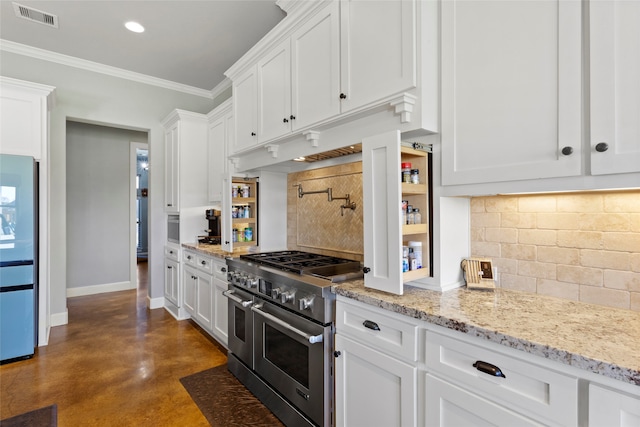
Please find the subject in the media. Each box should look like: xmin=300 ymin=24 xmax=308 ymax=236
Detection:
xmin=222 ymin=290 xmax=253 ymax=307
xmin=251 ymin=303 xmax=324 ymax=344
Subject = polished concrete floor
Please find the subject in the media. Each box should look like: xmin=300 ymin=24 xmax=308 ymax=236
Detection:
xmin=0 ymin=261 xmax=227 ymax=426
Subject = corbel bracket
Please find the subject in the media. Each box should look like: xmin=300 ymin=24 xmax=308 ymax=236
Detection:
xmin=265 ymin=144 xmax=279 ymax=158
xmin=389 ymin=93 xmax=417 ymax=123
xmin=303 ymin=130 xmax=321 ymax=147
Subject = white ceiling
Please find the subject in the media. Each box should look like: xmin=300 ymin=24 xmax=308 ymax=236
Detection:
xmin=0 ymin=0 xmax=286 ymax=93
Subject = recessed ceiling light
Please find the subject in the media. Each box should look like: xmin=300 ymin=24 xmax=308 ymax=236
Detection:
xmin=125 ymin=21 xmax=144 ymax=33
xmin=293 ymin=157 xmax=306 ymax=162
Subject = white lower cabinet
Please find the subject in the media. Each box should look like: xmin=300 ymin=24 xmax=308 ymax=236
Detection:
xmin=211 ymin=259 xmax=228 ymax=346
xmin=181 ymin=249 xmax=228 ymax=347
xmin=424 ymin=330 xmax=578 ymax=427
xmin=164 ymin=245 xmax=188 ymax=319
xmin=589 ymin=384 xmax=640 ymax=427
xmin=425 ymin=374 xmax=541 ymax=427
xmin=334 ymin=334 xmax=417 ymax=427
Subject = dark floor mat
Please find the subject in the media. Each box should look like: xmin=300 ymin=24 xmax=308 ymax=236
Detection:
xmin=180 ymin=364 xmax=284 ymax=427
xmin=0 ymin=404 xmax=57 ymax=427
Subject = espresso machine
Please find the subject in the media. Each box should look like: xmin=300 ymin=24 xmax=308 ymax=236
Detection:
xmin=198 ymin=209 xmax=221 ymax=244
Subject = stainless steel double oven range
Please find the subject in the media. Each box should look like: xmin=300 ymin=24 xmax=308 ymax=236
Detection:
xmin=224 ymin=251 xmax=363 ymax=427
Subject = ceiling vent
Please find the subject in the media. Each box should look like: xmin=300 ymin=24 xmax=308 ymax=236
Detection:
xmin=12 ymin=2 xmax=58 ymax=28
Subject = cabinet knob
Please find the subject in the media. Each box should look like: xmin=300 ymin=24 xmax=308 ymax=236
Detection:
xmin=339 ymin=93 xmax=347 ymax=100
xmin=595 ymin=142 xmax=609 ymax=152
xmin=225 ymin=241 xmax=230 ymax=245
xmin=334 ymin=351 xmax=341 ymax=358
xmin=251 ymin=132 xmax=256 ymax=136
xmin=363 ymin=267 xmax=371 ymax=273
xmin=561 ymin=146 xmax=573 ymax=156
xmin=290 ymin=115 xmax=296 ymax=120
xmin=221 ymin=267 xmax=227 ymax=273
xmin=201 ymin=260 xmax=206 ymax=266
xmin=283 ymin=118 xmax=289 ymax=123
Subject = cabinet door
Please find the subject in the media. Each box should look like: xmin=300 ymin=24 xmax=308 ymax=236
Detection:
xmin=221 ymin=173 xmax=234 ymax=252
xmin=335 ymin=334 xmax=417 ymax=427
xmin=183 ymin=266 xmax=197 ymax=316
xmin=164 ymin=124 xmax=179 ymax=212
xmin=164 ymin=258 xmax=179 ymax=306
xmin=208 ymin=114 xmax=227 ymax=202
xmin=0 ymin=79 xmax=53 ymax=159
xmin=291 ymin=1 xmax=341 ymax=130
xmin=232 ymin=66 xmax=258 ymax=153
xmin=339 ymin=0 xmax=416 ymax=113
xmin=195 ymin=272 xmax=213 ymax=330
xmin=212 ymin=275 xmax=229 ymax=346
xmin=441 ymin=0 xmax=582 ymax=185
xmin=258 ymin=39 xmax=292 ymax=143
xmin=362 ymin=130 xmax=404 ymax=295
xmin=425 ymin=374 xmax=541 ymax=427
xmin=590 ymin=0 xmax=640 ymax=175
xmin=589 ymin=384 xmax=640 ymax=427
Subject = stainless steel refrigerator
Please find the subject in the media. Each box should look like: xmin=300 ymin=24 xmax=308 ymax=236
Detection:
xmin=0 ymin=154 xmax=37 ymax=364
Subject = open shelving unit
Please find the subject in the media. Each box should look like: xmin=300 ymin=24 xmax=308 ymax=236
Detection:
xmin=401 ymin=145 xmax=429 ymax=282
xmin=231 ymin=177 xmax=258 ymax=248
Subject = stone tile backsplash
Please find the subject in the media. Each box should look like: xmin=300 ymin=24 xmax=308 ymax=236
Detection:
xmin=287 ymin=162 xmax=364 ymax=262
xmin=470 ymin=191 xmax=640 ymax=312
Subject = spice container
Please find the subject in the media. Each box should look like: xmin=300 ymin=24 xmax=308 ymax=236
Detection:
xmin=244 ymin=206 xmax=251 ymax=218
xmin=408 ymin=241 xmax=422 ymax=269
xmin=402 ymin=246 xmax=409 ymax=272
xmin=410 ymin=169 xmax=420 ymax=184
xmin=413 ymin=208 xmax=421 ymax=224
xmin=401 ymin=162 xmax=412 ymax=183
xmin=244 ymin=227 xmax=253 ymax=241
xmin=232 ymin=228 xmax=238 ymax=243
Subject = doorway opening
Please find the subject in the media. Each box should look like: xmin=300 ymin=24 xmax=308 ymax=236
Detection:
xmin=131 ymin=143 xmax=149 ymax=286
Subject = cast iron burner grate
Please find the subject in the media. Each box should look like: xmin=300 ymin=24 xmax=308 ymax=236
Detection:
xmin=240 ymin=250 xmax=361 ymax=276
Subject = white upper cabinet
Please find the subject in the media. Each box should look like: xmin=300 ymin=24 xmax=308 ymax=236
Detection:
xmin=258 ymin=1 xmax=340 ymax=144
xmin=258 ymin=39 xmax=292 ymax=143
xmin=0 ymin=77 xmax=55 ymax=160
xmin=225 ymin=0 xmax=426 ymax=160
xmin=162 ymin=110 xmax=209 ymax=212
xmin=339 ymin=0 xmax=416 ymax=113
xmin=441 ymin=0 xmax=582 ymax=185
xmin=291 ymin=2 xmax=341 ymax=130
xmin=589 ymin=0 xmax=640 ymax=175
xmin=207 ymin=99 xmax=233 ymax=203
xmin=232 ymin=66 xmax=259 ymax=153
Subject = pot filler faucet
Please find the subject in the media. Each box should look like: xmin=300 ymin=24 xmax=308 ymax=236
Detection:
xmin=293 ymin=184 xmax=357 ymax=216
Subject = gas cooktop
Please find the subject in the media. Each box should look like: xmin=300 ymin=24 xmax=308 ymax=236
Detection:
xmin=239 ymin=250 xmax=363 ymax=280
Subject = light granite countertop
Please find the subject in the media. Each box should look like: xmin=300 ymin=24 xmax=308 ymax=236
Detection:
xmin=180 ymin=243 xmax=254 ymax=259
xmin=334 ymin=280 xmax=640 ymax=386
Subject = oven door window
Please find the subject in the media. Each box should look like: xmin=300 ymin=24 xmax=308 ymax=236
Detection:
xmin=264 ymin=323 xmax=309 ymax=388
xmin=234 ymin=305 xmax=246 ymax=342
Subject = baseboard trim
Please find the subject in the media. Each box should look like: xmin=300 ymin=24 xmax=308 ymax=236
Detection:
xmin=67 ymin=281 xmax=134 ymax=298
xmin=147 ymin=295 xmax=165 ymax=310
xmin=50 ymin=309 xmax=68 ymax=327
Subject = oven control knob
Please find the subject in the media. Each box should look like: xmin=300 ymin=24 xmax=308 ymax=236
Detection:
xmin=246 ymin=277 xmax=259 ymax=288
xmin=299 ymin=295 xmax=314 ymax=311
xmin=271 ymin=288 xmax=282 ymax=299
xmin=281 ymin=290 xmax=296 ymax=304
xmin=227 ymin=271 xmax=235 ymax=282
xmin=237 ymin=274 xmax=247 ymax=286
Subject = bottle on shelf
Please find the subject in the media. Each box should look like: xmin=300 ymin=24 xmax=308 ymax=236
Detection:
xmin=413 ymin=208 xmax=421 ymax=224
xmin=401 ymin=162 xmax=412 ymax=183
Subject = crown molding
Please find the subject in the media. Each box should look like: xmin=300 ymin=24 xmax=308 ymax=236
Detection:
xmin=210 ymin=77 xmax=232 ymax=101
xmin=0 ymin=39 xmax=213 ymax=99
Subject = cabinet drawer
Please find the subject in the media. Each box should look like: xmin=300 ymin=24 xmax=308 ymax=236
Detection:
xmin=211 ymin=259 xmax=228 ymax=280
xmin=196 ymin=255 xmax=214 ymax=275
xmin=425 ymin=330 xmax=578 ymax=426
xmin=182 ymin=250 xmax=197 ymax=267
xmin=336 ymin=299 xmax=418 ymax=362
xmin=165 ymin=246 xmax=180 ymax=261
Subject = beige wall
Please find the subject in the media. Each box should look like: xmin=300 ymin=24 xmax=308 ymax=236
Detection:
xmin=287 ymin=162 xmax=363 ymax=262
xmin=470 ymin=191 xmax=640 ymax=312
